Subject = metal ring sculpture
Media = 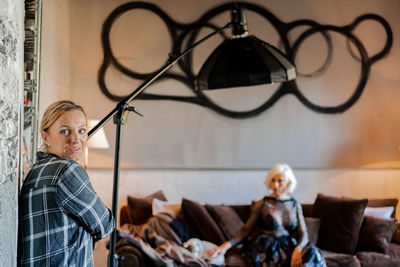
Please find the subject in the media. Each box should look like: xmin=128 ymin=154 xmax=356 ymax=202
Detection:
xmin=98 ymin=1 xmax=393 ymax=118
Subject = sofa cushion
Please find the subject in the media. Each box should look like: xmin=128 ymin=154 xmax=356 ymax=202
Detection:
xmin=304 ymin=217 xmax=320 ymax=245
xmin=393 ymin=221 xmax=400 ymax=244
xmin=356 ymin=251 xmax=400 ymax=267
xmin=321 ymin=250 xmax=360 ymax=267
xmin=364 ymin=206 xmax=394 ymax=219
xmin=127 ymin=190 xmax=167 ymax=225
xmin=181 ymin=198 xmax=226 ymax=245
xmin=312 ymin=194 xmax=368 ymax=254
xmin=301 ymin=203 xmax=314 ymax=217
xmin=152 ymin=199 xmax=181 ymax=216
xmin=206 ymin=204 xmax=244 ymax=240
xmin=367 ymin=198 xmax=398 ymax=218
xmin=388 ymin=242 xmax=400 ymax=261
xmin=356 ymin=215 xmax=395 ymax=254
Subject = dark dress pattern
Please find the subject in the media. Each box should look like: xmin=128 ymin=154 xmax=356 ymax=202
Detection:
xmin=230 ymin=196 xmax=326 ymax=267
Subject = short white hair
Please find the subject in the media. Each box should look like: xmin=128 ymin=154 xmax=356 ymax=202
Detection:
xmin=265 ymin=163 xmax=297 ymax=193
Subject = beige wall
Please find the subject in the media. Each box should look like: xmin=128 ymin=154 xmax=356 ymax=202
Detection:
xmin=38 ymin=0 xmax=400 ymax=214
xmin=67 ymin=0 xmax=400 ymax=169
xmin=39 ymin=0 xmax=71 ymax=121
xmin=36 ymin=2 xmax=400 ymax=266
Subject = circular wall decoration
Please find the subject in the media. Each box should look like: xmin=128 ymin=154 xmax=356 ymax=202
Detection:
xmin=98 ymin=1 xmax=392 ymax=118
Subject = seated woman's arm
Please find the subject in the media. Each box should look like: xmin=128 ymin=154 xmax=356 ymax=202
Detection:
xmin=291 ymin=201 xmax=309 ymax=266
xmin=208 ymin=199 xmax=264 ymax=256
xmin=295 ymin=201 xmax=309 ymax=249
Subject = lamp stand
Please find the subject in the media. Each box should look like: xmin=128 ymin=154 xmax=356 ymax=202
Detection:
xmin=88 ymin=23 xmax=231 ymax=267
xmin=107 ymin=105 xmax=124 ymax=267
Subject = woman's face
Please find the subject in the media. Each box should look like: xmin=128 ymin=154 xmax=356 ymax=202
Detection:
xmin=41 ymin=110 xmax=87 ymax=161
xmin=267 ymin=173 xmax=290 ymax=197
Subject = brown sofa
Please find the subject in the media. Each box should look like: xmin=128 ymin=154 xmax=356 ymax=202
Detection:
xmin=115 ymin=192 xmax=400 ymax=266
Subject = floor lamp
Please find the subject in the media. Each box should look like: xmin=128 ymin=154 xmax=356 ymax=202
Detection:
xmin=87 ymin=5 xmax=296 ymax=267
xmin=84 ymin=119 xmax=109 ymax=169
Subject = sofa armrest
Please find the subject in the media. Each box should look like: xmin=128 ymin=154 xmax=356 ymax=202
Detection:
xmin=119 ymin=205 xmax=132 ymax=226
xmin=392 ymin=221 xmax=400 ymax=244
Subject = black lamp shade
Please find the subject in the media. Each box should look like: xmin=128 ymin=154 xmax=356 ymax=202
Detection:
xmin=196 ymin=35 xmax=296 ymax=90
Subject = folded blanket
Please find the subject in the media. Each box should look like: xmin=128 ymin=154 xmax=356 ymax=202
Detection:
xmin=118 ymin=213 xmax=209 ymax=266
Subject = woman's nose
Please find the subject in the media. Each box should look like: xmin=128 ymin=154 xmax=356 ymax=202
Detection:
xmin=70 ymin=131 xmax=79 ymax=142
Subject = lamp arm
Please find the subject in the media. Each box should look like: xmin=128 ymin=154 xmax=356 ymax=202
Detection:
xmin=87 ymin=22 xmax=231 ymax=267
xmin=88 ymin=22 xmax=231 ymax=139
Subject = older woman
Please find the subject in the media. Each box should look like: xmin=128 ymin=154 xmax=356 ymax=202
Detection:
xmin=208 ymin=164 xmax=326 ymax=267
xmin=19 ymin=100 xmax=115 ymax=266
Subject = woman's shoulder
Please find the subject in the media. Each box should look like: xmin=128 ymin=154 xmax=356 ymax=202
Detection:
xmin=263 ymin=195 xmax=297 ymax=203
xmin=36 ymin=152 xmax=85 ymax=177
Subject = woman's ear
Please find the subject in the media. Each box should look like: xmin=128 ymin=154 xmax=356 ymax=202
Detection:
xmin=41 ymin=130 xmax=48 ymax=145
xmin=285 ymin=181 xmax=292 ymax=192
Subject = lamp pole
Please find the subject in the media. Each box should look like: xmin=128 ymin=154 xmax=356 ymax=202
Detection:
xmin=87 ymin=23 xmax=231 ymax=267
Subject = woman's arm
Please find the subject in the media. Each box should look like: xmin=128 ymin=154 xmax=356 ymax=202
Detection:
xmin=55 ymin=161 xmax=115 ymax=239
xmin=295 ymin=201 xmax=309 ymax=249
xmin=229 ymin=199 xmax=263 ymax=247
xmin=290 ymin=201 xmax=309 ymax=267
xmin=207 ymin=199 xmax=264 ymax=258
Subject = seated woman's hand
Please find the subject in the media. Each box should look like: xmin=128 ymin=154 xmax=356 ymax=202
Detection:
xmin=290 ymin=246 xmax=303 ymax=267
xmin=205 ymin=241 xmax=231 ymax=258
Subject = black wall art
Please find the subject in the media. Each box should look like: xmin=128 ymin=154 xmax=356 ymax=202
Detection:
xmin=98 ymin=1 xmax=392 ymax=119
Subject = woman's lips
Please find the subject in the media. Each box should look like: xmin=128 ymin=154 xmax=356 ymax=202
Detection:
xmin=70 ymin=147 xmax=80 ymax=153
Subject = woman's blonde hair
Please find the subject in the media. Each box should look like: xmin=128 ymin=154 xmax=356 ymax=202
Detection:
xmin=40 ymin=100 xmax=87 ymax=151
xmin=265 ymin=163 xmax=297 ymax=193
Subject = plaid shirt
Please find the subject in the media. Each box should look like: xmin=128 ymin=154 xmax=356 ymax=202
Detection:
xmin=19 ymin=152 xmax=115 ymax=267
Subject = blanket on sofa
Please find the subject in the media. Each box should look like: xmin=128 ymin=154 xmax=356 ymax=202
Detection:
xmin=117 ymin=213 xmax=209 ymax=267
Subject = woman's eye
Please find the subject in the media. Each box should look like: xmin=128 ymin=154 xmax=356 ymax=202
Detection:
xmin=79 ymin=129 xmax=86 ymax=134
xmin=60 ymin=129 xmax=70 ymax=135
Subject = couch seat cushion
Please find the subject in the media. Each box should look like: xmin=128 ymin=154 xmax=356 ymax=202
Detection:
xmin=356 ymin=251 xmax=400 ymax=267
xmin=304 ymin=217 xmax=321 ymax=245
xmin=321 ymin=250 xmax=360 ymax=267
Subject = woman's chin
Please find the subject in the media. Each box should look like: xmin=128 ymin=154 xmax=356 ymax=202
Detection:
xmin=66 ymin=152 xmax=81 ymax=161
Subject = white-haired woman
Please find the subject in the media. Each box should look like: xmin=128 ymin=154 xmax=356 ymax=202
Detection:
xmin=207 ymin=164 xmax=326 ymax=267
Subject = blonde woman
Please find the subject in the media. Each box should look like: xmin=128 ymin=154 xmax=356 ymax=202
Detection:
xmin=19 ymin=100 xmax=115 ymax=266
xmin=208 ymin=164 xmax=326 ymax=267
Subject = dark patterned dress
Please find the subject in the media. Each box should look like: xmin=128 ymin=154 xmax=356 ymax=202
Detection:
xmin=230 ymin=196 xmax=326 ymax=267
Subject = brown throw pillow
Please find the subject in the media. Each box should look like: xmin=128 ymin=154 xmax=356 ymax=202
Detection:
xmin=206 ymin=204 xmax=244 ymax=239
xmin=181 ymin=198 xmax=226 ymax=245
xmin=312 ymin=194 xmax=368 ymax=254
xmin=127 ymin=190 xmax=167 ymax=225
xmin=304 ymin=217 xmax=321 ymax=245
xmin=356 ymin=215 xmax=395 ymax=254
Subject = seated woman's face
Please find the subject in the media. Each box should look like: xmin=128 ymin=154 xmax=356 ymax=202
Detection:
xmin=268 ymin=173 xmax=289 ymax=197
xmin=42 ymin=110 xmax=87 ymax=161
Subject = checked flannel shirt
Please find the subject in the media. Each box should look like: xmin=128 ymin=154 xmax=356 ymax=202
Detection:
xmin=19 ymin=152 xmax=115 ymax=267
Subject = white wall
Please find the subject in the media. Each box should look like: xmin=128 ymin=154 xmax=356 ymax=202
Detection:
xmin=0 ymin=0 xmax=23 ymax=265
